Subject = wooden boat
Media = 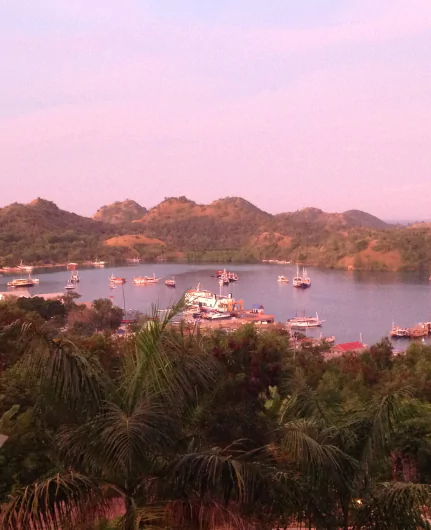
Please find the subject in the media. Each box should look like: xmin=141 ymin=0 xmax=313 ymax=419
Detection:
xmin=287 ymin=312 xmax=324 ymax=328
xmin=109 ymin=274 xmax=126 ymax=284
xmin=165 ymin=277 xmax=176 ymax=287
xmin=134 ymin=274 xmax=160 ymax=285
xmin=7 ymin=274 xmax=37 ymax=288
xmin=390 ymin=325 xmax=410 ymax=338
xmin=293 ymin=265 xmax=311 ymax=288
xmin=409 ymin=325 xmax=428 ymax=338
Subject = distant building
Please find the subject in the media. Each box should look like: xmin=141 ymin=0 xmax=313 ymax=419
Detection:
xmin=326 ymin=341 xmax=367 ymax=360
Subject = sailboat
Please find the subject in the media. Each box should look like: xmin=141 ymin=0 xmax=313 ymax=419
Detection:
xmin=293 ymin=265 xmax=311 ymax=289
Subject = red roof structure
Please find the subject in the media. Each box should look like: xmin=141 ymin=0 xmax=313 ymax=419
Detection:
xmin=325 ymin=341 xmax=366 ymax=360
xmin=334 ymin=341 xmax=366 ymax=353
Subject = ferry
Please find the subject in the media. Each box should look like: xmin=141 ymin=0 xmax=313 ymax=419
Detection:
xmin=185 ymin=284 xmax=235 ymax=313
xmin=7 ymin=275 xmax=37 ymax=288
xmin=277 ymin=275 xmax=289 ymax=283
xmin=109 ymin=274 xmax=126 ymax=284
xmin=185 ymin=284 xmax=214 ymax=304
xmin=165 ymin=277 xmax=176 ymax=287
xmin=287 ymin=312 xmax=324 ymax=328
xmin=133 ymin=274 xmax=160 ymax=285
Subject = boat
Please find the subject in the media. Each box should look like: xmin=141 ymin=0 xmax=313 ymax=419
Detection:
xmin=127 ymin=257 xmax=141 ymax=264
xmin=185 ymin=284 xmax=214 ymax=304
xmin=185 ymin=284 xmax=235 ymax=313
xmin=133 ymin=273 xmax=160 ymax=285
xmin=228 ymin=272 xmax=238 ymax=282
xmin=17 ymin=260 xmax=33 ymax=272
xmin=7 ymin=275 xmax=36 ymax=288
xmin=287 ymin=312 xmax=324 ymax=328
xmin=278 ymin=275 xmax=289 ymax=283
xmin=109 ymin=274 xmax=126 ymax=284
xmin=293 ymin=265 xmax=311 ymax=288
xmin=91 ymin=259 xmax=106 ymax=267
xmin=390 ymin=325 xmax=410 ymax=338
xmin=165 ymin=277 xmax=176 ymax=287
xmin=67 ymin=262 xmax=78 ymax=270
xmin=220 ymin=269 xmax=229 ymax=285
xmin=64 ymin=282 xmax=75 ymax=290
xmin=409 ymin=325 xmax=429 ymax=339
xmin=70 ymin=271 xmax=80 ymax=283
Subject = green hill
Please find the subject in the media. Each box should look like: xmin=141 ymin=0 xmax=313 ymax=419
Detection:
xmin=1 ymin=196 xmax=430 ymax=271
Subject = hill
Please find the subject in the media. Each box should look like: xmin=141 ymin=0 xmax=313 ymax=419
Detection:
xmin=93 ymin=200 xmax=147 ymax=224
xmin=1 ymin=196 xmax=430 ymax=271
xmin=0 ymin=198 xmax=116 ymax=265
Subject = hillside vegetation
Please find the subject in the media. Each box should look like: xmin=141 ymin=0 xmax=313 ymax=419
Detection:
xmin=1 ymin=196 xmax=431 ymax=270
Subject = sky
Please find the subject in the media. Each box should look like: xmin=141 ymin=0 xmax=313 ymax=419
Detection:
xmin=1 ymin=0 xmax=431 ymax=219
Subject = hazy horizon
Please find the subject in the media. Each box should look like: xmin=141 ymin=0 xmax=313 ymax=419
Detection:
xmin=2 ymin=1 xmax=430 ymax=218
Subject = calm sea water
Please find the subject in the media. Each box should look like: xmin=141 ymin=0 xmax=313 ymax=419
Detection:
xmin=1 ymin=263 xmax=431 ymax=345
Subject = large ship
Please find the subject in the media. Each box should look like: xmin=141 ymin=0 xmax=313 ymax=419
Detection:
xmin=185 ymin=284 xmax=235 ymax=313
xmin=287 ymin=312 xmax=324 ymax=328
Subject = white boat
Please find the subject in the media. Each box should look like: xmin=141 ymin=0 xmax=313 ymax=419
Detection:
xmin=185 ymin=284 xmax=214 ymax=304
xmin=293 ymin=265 xmax=311 ymax=288
xmin=204 ymin=312 xmax=231 ymax=320
xmin=278 ymin=275 xmax=289 ymax=283
xmin=287 ymin=312 xmax=324 ymax=328
xmin=228 ymin=272 xmax=238 ymax=282
xmin=165 ymin=277 xmax=176 ymax=287
xmin=91 ymin=259 xmax=106 ymax=267
xmin=127 ymin=257 xmax=141 ymax=264
xmin=70 ymin=271 xmax=79 ymax=283
xmin=17 ymin=260 xmax=33 ymax=272
xmin=185 ymin=284 xmax=234 ymax=313
xmin=133 ymin=273 xmax=160 ymax=285
xmin=65 ymin=282 xmax=75 ymax=290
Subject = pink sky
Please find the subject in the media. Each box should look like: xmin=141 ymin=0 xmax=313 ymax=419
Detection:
xmin=1 ymin=0 xmax=431 ymax=219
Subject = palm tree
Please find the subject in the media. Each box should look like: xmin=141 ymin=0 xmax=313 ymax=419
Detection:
xmin=0 ymin=304 xmax=274 ymax=530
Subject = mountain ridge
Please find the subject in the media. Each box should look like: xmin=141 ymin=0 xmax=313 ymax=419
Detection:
xmin=0 ymin=197 xmax=429 ymax=271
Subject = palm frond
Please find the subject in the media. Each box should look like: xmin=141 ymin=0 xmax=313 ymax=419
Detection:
xmin=166 ymin=500 xmax=255 ymax=530
xmin=57 ymin=397 xmax=174 ymax=479
xmin=0 ymin=473 xmax=110 ymax=530
xmin=13 ymin=321 xmax=107 ymax=412
xmin=122 ymin=298 xmax=218 ymax=409
xmin=353 ymin=482 xmax=431 ymax=530
xmin=163 ymin=443 xmax=273 ymax=505
xmin=280 ymin=419 xmax=357 ymax=483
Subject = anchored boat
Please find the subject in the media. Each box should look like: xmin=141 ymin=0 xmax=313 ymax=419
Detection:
xmin=134 ymin=273 xmax=160 ymax=285
xmin=287 ymin=312 xmax=324 ymax=328
xmin=109 ymin=274 xmax=126 ymax=284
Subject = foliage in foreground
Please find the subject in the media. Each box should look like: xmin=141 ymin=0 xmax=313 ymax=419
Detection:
xmin=1 ymin=302 xmax=431 ymax=528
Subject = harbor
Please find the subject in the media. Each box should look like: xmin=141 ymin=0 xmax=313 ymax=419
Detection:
xmin=1 ymin=262 xmax=431 ymax=345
